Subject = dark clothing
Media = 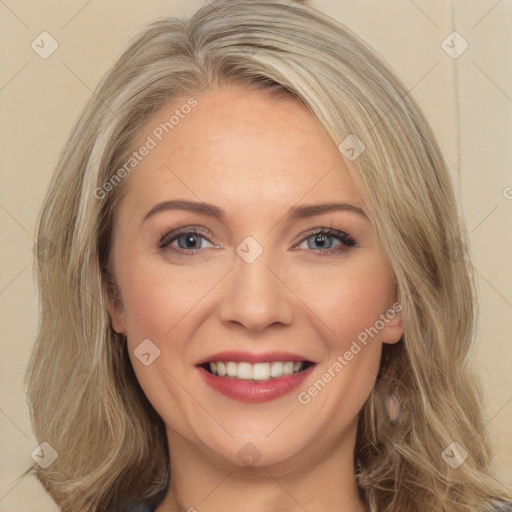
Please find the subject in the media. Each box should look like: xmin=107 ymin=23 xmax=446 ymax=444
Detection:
xmin=113 ymin=501 xmax=155 ymax=512
xmin=122 ymin=501 xmax=512 ymax=511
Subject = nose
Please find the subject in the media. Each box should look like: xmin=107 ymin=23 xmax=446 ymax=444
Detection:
xmin=218 ymin=242 xmax=294 ymax=333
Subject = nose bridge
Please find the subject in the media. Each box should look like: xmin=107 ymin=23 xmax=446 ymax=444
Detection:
xmin=218 ymin=235 xmax=293 ymax=331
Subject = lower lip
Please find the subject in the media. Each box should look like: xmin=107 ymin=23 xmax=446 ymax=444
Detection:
xmin=197 ymin=364 xmax=315 ymax=403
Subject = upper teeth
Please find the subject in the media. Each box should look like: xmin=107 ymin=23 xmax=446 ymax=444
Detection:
xmin=209 ymin=361 xmax=304 ymax=381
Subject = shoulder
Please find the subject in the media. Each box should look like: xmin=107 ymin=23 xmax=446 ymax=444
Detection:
xmin=114 ymin=499 xmax=512 ymax=512
xmin=494 ymin=502 xmax=512 ymax=512
xmin=134 ymin=505 xmax=155 ymax=512
xmin=112 ymin=501 xmax=156 ymax=512
xmin=132 ymin=505 xmax=155 ymax=512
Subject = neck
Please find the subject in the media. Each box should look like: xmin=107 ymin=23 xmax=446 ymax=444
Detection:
xmin=155 ymin=424 xmax=367 ymax=512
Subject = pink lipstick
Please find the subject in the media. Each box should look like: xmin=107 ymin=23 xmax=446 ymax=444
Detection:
xmin=196 ymin=351 xmax=316 ymax=403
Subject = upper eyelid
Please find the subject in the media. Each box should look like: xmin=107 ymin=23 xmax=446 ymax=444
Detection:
xmin=295 ymin=228 xmax=356 ymax=249
xmin=158 ymin=226 xmax=216 ymax=247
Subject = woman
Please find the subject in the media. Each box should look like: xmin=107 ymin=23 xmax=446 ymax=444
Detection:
xmin=25 ymin=0 xmax=512 ymax=511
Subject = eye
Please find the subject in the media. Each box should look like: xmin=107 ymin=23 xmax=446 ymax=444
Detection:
xmin=158 ymin=226 xmax=356 ymax=257
xmin=295 ymin=228 xmax=356 ymax=256
xmin=158 ymin=226 xmax=219 ymax=254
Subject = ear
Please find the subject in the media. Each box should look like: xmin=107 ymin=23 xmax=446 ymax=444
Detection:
xmin=107 ymin=297 xmax=127 ymax=335
xmin=380 ymin=301 xmax=403 ymax=345
xmin=105 ymin=274 xmax=127 ymax=335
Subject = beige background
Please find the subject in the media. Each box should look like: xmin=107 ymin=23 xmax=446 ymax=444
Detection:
xmin=1 ymin=1 xmax=511 ymax=510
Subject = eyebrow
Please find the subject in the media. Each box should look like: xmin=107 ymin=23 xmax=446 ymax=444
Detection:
xmin=143 ymin=199 xmax=368 ymax=224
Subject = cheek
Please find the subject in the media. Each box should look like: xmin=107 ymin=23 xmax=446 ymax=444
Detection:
xmin=118 ymin=256 xmax=221 ymax=422
xmin=293 ymin=254 xmax=393 ymax=347
xmin=293 ymin=255 xmax=393 ymax=419
xmin=120 ymin=258 xmax=215 ymax=438
xmin=120 ymin=255 xmax=218 ymax=341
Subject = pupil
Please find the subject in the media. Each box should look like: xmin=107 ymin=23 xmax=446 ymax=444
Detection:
xmin=312 ymin=234 xmax=331 ymax=249
xmin=181 ymin=234 xmax=199 ymax=249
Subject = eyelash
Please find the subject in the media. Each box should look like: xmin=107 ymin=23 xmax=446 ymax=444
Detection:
xmin=158 ymin=226 xmax=357 ymax=257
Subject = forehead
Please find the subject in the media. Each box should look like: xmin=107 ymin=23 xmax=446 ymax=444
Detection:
xmin=117 ymin=85 xmax=363 ymax=221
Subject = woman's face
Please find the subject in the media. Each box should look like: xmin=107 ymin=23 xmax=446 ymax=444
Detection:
xmin=108 ymin=85 xmax=403 ymax=469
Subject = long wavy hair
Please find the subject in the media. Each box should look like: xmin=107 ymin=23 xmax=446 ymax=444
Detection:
xmin=25 ymin=0 xmax=512 ymax=511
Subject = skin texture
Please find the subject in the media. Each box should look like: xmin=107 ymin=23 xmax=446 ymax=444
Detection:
xmin=107 ymin=85 xmax=403 ymax=512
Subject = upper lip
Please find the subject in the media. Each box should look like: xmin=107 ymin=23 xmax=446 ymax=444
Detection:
xmin=195 ymin=350 xmax=316 ymax=365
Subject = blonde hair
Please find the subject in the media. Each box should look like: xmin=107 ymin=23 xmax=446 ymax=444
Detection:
xmin=25 ymin=1 xmax=512 ymax=511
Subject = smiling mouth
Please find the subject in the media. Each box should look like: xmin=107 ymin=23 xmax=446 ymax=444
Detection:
xmin=199 ymin=361 xmax=315 ymax=382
